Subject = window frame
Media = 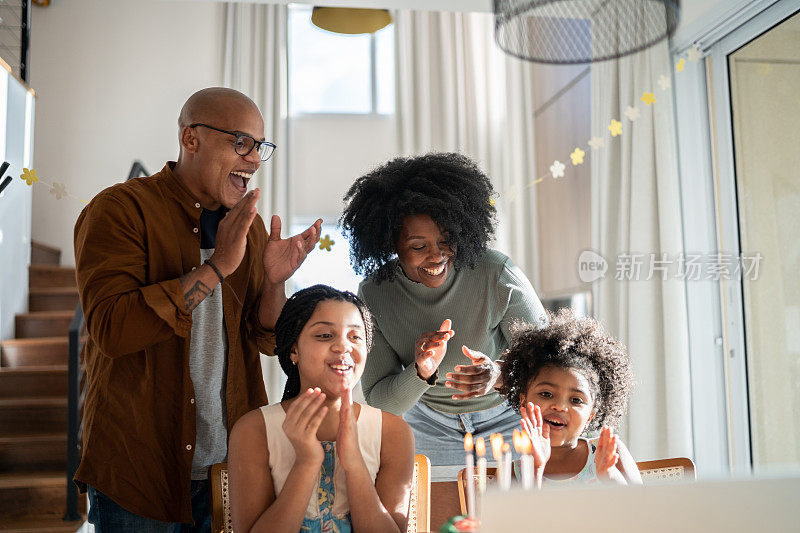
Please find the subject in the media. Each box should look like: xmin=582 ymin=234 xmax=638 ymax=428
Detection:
xmin=672 ymin=0 xmax=800 ymax=478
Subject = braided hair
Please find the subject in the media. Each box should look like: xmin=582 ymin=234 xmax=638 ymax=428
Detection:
xmin=274 ymin=284 xmax=374 ymax=401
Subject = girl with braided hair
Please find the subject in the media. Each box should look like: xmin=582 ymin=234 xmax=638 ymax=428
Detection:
xmin=340 ymin=152 xmax=548 ymax=480
xmin=228 ymin=285 xmax=414 ymax=533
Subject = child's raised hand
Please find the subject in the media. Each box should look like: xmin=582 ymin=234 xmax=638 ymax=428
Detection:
xmin=595 ymin=426 xmax=626 ymax=484
xmin=282 ymin=387 xmax=328 ymax=466
xmin=521 ymin=402 xmax=551 ymax=471
xmin=336 ymin=386 xmax=365 ymax=473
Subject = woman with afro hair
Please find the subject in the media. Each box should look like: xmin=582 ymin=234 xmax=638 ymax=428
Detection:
xmin=340 ymin=152 xmax=547 ymax=480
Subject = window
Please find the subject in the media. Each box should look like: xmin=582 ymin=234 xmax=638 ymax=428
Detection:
xmin=288 ymin=5 xmax=395 ymax=115
xmin=288 ymin=221 xmax=362 ymax=296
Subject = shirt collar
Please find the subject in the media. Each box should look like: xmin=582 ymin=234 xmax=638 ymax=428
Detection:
xmin=161 ymin=162 xmax=205 ymax=221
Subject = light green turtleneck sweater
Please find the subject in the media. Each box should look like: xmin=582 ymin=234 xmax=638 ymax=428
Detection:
xmin=358 ymin=249 xmax=547 ymax=416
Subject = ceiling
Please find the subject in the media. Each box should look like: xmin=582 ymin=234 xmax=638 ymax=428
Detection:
xmin=193 ymin=0 xmax=494 ymax=13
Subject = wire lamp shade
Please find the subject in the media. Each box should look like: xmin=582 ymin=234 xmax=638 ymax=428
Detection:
xmin=494 ymin=0 xmax=681 ymax=64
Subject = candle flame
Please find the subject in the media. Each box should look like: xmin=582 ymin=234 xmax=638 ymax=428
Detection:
xmin=515 ymin=429 xmax=532 ymax=455
xmin=502 ymin=442 xmax=511 ymax=454
xmin=475 ymin=437 xmax=486 ymax=457
xmin=464 ymin=432 xmax=474 ymax=452
xmin=490 ymin=433 xmax=504 ymax=461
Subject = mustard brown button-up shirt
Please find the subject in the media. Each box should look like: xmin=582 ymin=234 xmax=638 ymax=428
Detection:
xmin=73 ymin=163 xmax=273 ymax=523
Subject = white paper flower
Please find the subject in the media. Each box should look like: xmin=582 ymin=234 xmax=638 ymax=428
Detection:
xmin=658 ymin=74 xmax=672 ymax=91
xmin=588 ymin=136 xmax=605 ymax=150
xmin=549 ymin=160 xmax=566 ymax=179
xmin=49 ymin=182 xmax=67 ymax=200
xmin=625 ymin=105 xmax=641 ymax=121
xmin=687 ymin=45 xmax=702 ymax=63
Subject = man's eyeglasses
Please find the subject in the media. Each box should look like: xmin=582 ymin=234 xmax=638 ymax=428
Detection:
xmin=189 ymin=123 xmax=276 ymax=162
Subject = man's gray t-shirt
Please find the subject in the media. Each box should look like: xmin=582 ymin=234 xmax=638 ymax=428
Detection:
xmin=189 ymin=208 xmax=228 ymax=480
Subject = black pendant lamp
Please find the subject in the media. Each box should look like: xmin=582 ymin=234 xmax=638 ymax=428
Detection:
xmin=494 ymin=0 xmax=681 ymax=64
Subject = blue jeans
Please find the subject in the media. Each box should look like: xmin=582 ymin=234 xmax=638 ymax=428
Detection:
xmin=87 ymin=482 xmax=211 ymax=533
xmin=402 ymin=400 xmax=522 ymax=481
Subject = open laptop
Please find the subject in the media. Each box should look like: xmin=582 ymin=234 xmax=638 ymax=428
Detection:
xmin=480 ymin=476 xmax=800 ymax=532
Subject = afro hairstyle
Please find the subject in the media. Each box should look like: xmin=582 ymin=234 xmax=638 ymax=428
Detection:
xmin=498 ymin=308 xmax=634 ymax=434
xmin=339 ymin=152 xmax=496 ymax=282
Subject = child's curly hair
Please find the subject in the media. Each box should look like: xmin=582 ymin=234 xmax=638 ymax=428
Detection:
xmin=339 ymin=152 xmax=496 ymax=283
xmin=498 ymin=308 xmax=634 ymax=434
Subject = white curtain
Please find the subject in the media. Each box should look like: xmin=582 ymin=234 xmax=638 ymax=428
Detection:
xmin=590 ymin=42 xmax=693 ymax=461
xmin=393 ymin=10 xmax=541 ymax=285
xmin=222 ymin=2 xmax=289 ymax=403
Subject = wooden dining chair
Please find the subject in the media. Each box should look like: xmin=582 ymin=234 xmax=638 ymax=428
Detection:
xmin=636 ymin=457 xmax=696 ymax=482
xmin=210 ymin=454 xmax=431 ymax=533
xmin=210 ymin=462 xmax=232 ymax=533
xmin=457 ymin=467 xmax=499 ymax=516
xmin=408 ymin=454 xmax=431 ymax=533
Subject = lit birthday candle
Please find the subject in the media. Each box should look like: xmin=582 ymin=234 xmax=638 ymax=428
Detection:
xmin=490 ymin=433 xmax=504 ymax=489
xmin=475 ymin=436 xmax=487 ymax=494
xmin=514 ymin=429 xmax=534 ymax=490
xmin=502 ymin=442 xmax=512 ymax=491
xmin=464 ymin=433 xmax=476 ymax=518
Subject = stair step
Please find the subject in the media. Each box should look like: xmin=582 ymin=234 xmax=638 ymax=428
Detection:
xmin=29 ymin=266 xmax=76 ymax=289
xmin=29 ymin=288 xmax=80 ymax=313
xmin=15 ymin=312 xmax=74 ymax=339
xmin=1 ymin=338 xmax=70 ymax=367
xmin=0 ymin=472 xmax=85 ymax=520
xmin=0 ymin=432 xmax=67 ymax=472
xmin=0 ymin=366 xmax=68 ymax=398
xmin=30 ymin=241 xmax=62 ymax=266
xmin=0 ymin=516 xmax=85 ymax=533
xmin=0 ymin=398 xmax=68 ymax=435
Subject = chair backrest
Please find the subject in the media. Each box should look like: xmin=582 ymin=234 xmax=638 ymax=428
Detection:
xmin=637 ymin=457 xmax=696 ymax=483
xmin=457 ymin=467 xmax=499 ymax=516
xmin=408 ymin=454 xmax=431 ymax=533
xmin=210 ymin=462 xmax=232 ymax=533
xmin=210 ymin=455 xmax=432 ymax=533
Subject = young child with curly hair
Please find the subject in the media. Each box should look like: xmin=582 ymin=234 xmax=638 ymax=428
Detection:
xmin=499 ymin=308 xmax=641 ymax=487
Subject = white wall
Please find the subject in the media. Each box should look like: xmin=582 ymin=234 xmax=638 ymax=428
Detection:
xmin=29 ymin=0 xmax=225 ymax=265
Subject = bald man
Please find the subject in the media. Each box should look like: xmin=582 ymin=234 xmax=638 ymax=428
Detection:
xmin=73 ymin=88 xmax=321 ymax=531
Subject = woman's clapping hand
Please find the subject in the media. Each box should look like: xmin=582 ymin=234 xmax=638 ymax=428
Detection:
xmin=414 ymin=319 xmax=454 ymax=380
xmin=445 ymin=346 xmax=501 ymax=400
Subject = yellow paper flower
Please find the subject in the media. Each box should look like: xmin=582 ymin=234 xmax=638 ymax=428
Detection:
xmin=20 ymin=168 xmax=38 ymax=186
xmin=676 ymin=58 xmax=685 ymax=73
xmin=608 ymin=120 xmax=622 ymax=137
xmin=488 ymin=198 xmax=496 ymax=207
xmin=641 ymin=92 xmax=657 ymax=105
xmin=319 ymin=235 xmax=335 ymax=252
xmin=570 ymin=148 xmax=585 ymax=166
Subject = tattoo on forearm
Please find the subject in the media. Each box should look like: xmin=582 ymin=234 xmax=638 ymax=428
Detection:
xmin=183 ymin=280 xmax=212 ymax=312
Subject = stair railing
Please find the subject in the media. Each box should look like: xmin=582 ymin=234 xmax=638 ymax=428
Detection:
xmin=65 ymin=161 xmax=149 ymax=522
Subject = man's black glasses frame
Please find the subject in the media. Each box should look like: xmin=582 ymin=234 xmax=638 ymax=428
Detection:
xmin=189 ymin=123 xmax=276 ymax=162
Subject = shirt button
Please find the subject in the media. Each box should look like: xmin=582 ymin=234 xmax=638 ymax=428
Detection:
xmin=186 ymin=444 xmax=192 ymax=451
xmin=190 ymin=398 xmax=195 ymax=404
xmin=193 ymin=227 xmax=199 ymax=234
xmin=195 ymin=203 xmax=200 ymax=208
xmin=191 ymin=266 xmax=197 ymax=271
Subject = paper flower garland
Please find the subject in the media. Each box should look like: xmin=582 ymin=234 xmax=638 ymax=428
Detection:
xmin=492 ymin=44 xmax=703 ymax=207
xmin=19 ymin=168 xmax=88 ymax=204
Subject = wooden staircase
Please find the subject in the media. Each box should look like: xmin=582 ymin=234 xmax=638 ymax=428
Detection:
xmin=0 ymin=242 xmax=85 ymax=532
